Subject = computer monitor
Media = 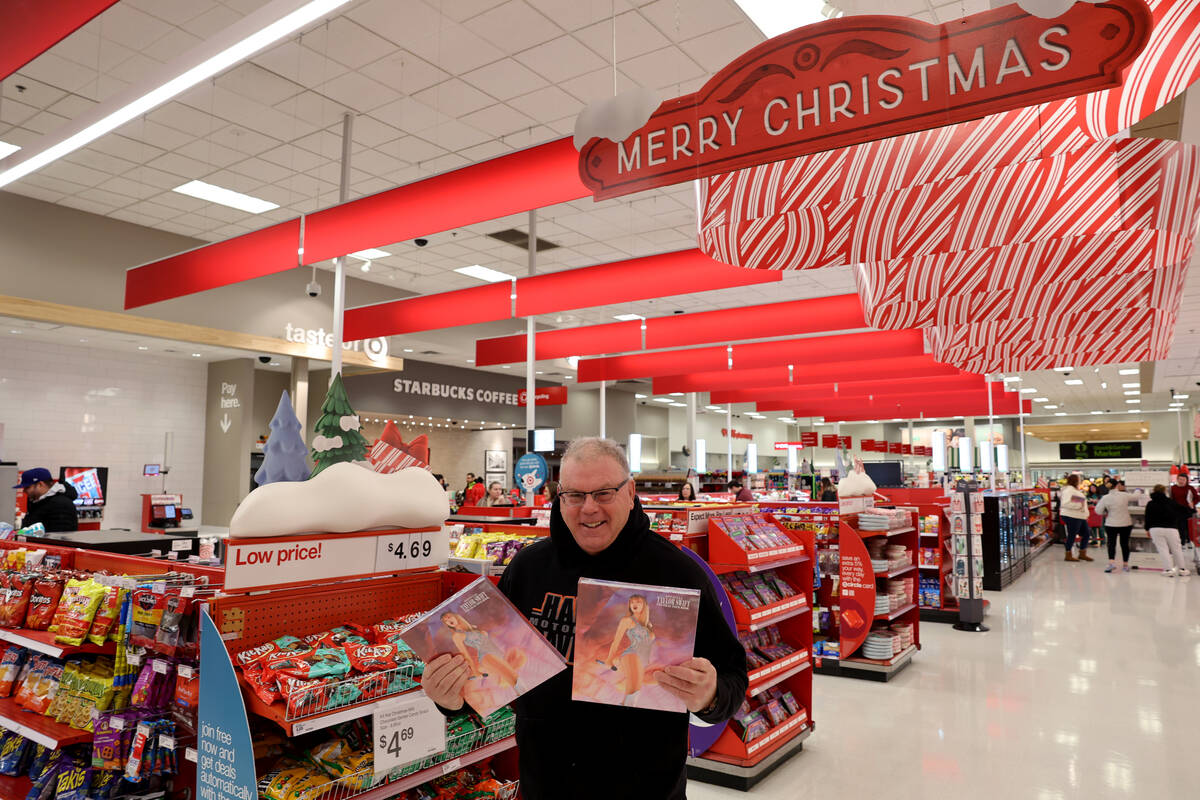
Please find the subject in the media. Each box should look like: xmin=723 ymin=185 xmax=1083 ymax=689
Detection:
xmin=163 ymin=504 xmax=176 ymax=519
xmin=180 ymin=508 xmax=193 ymax=520
xmin=531 ymin=429 xmax=555 ymax=452
xmin=59 ymin=467 xmax=108 ymax=506
xmin=152 ymin=506 xmax=166 ymax=519
xmin=143 ymin=464 xmax=160 ymax=476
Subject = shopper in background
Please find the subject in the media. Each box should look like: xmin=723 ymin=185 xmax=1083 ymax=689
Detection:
xmin=1060 ymin=474 xmax=1092 ymax=562
xmin=542 ymin=481 xmax=558 ymax=506
xmin=1169 ymin=472 xmax=1197 ymax=550
xmin=464 ymin=476 xmax=486 ymax=506
xmin=819 ymin=477 xmax=838 ymax=502
xmin=1145 ymin=484 xmax=1191 ymax=577
xmin=13 ymin=468 xmax=78 ymax=532
xmin=676 ymin=482 xmax=697 ymax=501
xmin=728 ymin=479 xmax=754 ymax=502
xmin=420 ymin=437 xmax=747 ymax=800
xmin=481 ymin=481 xmax=512 ymax=507
xmin=1095 ymin=480 xmax=1134 ymax=573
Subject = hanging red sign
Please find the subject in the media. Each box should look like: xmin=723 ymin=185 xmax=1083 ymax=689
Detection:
xmin=799 ymin=432 xmax=818 ymax=447
xmin=888 ymin=442 xmax=903 ymax=454
xmin=577 ymin=1 xmax=1151 ymax=200
xmin=722 ymin=428 xmax=754 ymax=440
xmin=837 ymin=435 xmax=852 ymax=449
xmin=861 ymin=439 xmax=876 ymax=452
xmin=517 ymin=387 xmax=568 ymax=406
xmin=901 ymin=444 xmax=913 ymax=455
xmin=821 ymin=434 xmax=838 ymax=448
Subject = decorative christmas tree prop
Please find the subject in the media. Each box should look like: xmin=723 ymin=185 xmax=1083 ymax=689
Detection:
xmin=311 ymin=373 xmax=369 ymax=477
xmin=255 ymin=390 xmax=310 ymax=485
xmin=368 ymin=421 xmax=431 ymax=473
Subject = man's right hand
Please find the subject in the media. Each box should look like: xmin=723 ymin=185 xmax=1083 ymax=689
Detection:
xmin=421 ymin=654 xmax=470 ymax=710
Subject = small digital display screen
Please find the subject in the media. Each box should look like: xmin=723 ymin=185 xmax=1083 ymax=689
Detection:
xmin=180 ymin=508 xmax=193 ymax=519
xmin=61 ymin=467 xmax=107 ymax=506
xmin=144 ymin=464 xmax=160 ymax=476
xmin=152 ymin=507 xmax=166 ymax=519
xmin=163 ymin=504 xmax=176 ymax=518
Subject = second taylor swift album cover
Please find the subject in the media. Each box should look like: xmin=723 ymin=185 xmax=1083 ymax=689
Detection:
xmin=402 ymin=576 xmax=566 ymax=718
xmin=571 ymin=578 xmax=701 ymax=713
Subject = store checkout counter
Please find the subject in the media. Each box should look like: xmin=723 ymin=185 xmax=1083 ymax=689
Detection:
xmin=15 ymin=526 xmax=228 ymax=561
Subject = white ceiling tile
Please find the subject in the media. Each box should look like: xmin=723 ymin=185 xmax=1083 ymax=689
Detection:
xmin=185 ymin=4 xmax=246 ymax=40
xmin=576 ymin=10 xmax=672 ymax=63
xmin=415 ymin=78 xmax=496 ymax=117
xmin=176 ymin=138 xmax=248 ymax=169
xmin=145 ymin=151 xmax=217 ymax=180
xmin=99 ymin=174 xmax=174 ymax=200
xmin=21 ymin=110 xmax=70 ymax=136
xmin=350 ymin=115 xmax=403 ymax=148
xmin=372 ymin=97 xmax=453 ymax=134
xmin=529 ymin=0 xmax=627 ymax=32
xmin=148 ymin=101 xmax=215 ymax=135
xmin=11 ymin=174 xmax=88 ymax=198
xmin=507 ymin=85 xmax=583 ymax=123
xmin=76 ymin=186 xmax=139 ymax=208
xmin=64 ymin=148 xmax=137 ymax=177
xmin=304 ymin=16 xmax=414 ymax=71
xmin=259 ymin=143 xmax=328 ymax=172
xmin=39 ymin=160 xmax=110 ymax=188
xmin=439 ymin=0 xmax=511 ymax=22
xmin=2 ymin=75 xmax=67 ymax=111
xmin=0 ymin=99 xmax=39 ymax=128
xmin=87 ymin=3 xmax=175 ymax=52
xmin=460 ymin=58 xmax=549 ymax=102
xmin=458 ymin=139 xmax=511 ymax=163
xmin=126 ymin=0 xmax=219 ymax=26
xmin=421 ymin=153 xmax=473 ymax=174
xmin=124 ymin=119 xmax=194 ymax=152
xmin=619 ymin=45 xmax=705 ymax=90
xmin=57 ymin=195 xmax=121 ymax=216
xmin=515 ymin=35 xmax=607 ymax=83
xmin=460 ymin=103 xmax=537 ymax=138
xmin=345 ymin=148 xmax=410 ymax=177
xmin=463 ymin=1 xmax=563 ymax=53
xmin=149 ymin=190 xmax=211 ymax=213
xmin=360 ymin=49 xmax=450 ymax=96
xmin=141 ymin=27 xmax=205 ymax=65
xmin=679 ymin=21 xmax=764 ymax=74
xmin=124 ymin=200 xmax=185 ymax=221
xmin=640 ymin=0 xmax=747 ymax=40
xmin=273 ymin=90 xmax=349 ymax=131
xmin=216 ymin=62 xmax=304 ymax=107
xmin=318 ymin=70 xmax=402 ymax=113
xmin=0 ymin=127 xmax=45 ymax=149
xmin=207 ymin=125 xmax=279 ymax=158
xmin=421 ymin=120 xmax=493 ymax=152
xmin=85 ymin=134 xmax=165 ymax=164
xmin=252 ymin=39 xmax=351 ymax=87
xmin=106 ymin=52 xmax=165 ymax=85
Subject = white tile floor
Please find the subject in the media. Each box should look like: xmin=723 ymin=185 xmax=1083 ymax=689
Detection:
xmin=690 ymin=552 xmax=1200 ymax=799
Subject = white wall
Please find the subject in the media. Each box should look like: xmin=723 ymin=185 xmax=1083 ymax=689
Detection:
xmin=0 ymin=343 xmax=206 ymax=529
xmin=1023 ymin=411 xmax=1189 ymax=465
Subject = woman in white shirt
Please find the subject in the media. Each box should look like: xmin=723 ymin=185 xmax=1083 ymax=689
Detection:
xmin=1095 ymin=479 xmax=1133 ymax=573
xmin=1060 ymin=474 xmax=1092 ymax=562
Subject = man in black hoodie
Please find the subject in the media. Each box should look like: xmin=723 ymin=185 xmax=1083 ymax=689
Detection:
xmin=423 ymin=437 xmax=747 ymax=799
xmin=14 ymin=468 xmax=78 ymax=532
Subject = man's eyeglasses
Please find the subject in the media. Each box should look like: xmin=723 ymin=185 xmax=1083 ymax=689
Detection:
xmin=558 ymin=478 xmax=629 ymax=507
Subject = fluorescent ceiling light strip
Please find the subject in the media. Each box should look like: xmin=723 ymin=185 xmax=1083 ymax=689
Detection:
xmin=351 ymin=248 xmax=391 ymax=259
xmin=0 ymin=0 xmax=351 ymax=189
xmin=613 ymin=314 xmax=641 ymax=321
xmin=454 ymin=264 xmax=514 ymax=283
xmin=1118 ymin=368 xmax=1139 ymax=375
xmin=173 ymin=180 xmax=278 ymax=214
xmin=0 ymin=142 xmax=20 ymax=160
xmin=653 ymin=397 xmax=674 ymax=403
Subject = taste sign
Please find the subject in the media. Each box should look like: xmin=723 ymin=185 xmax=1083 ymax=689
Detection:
xmin=578 ymin=0 xmax=1150 ymax=200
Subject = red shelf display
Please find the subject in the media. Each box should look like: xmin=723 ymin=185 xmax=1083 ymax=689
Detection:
xmin=0 ymin=697 xmax=93 ymax=750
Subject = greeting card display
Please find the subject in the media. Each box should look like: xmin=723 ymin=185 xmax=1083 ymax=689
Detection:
xmin=401 ymin=577 xmax=565 ymax=717
xmin=571 ymin=578 xmax=701 ymax=713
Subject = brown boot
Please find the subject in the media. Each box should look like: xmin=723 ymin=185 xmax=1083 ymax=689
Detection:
xmin=1065 ymin=552 xmax=1078 ymax=562
xmin=1079 ymin=550 xmax=1094 ymax=562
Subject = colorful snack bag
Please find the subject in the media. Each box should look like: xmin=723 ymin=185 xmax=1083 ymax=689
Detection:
xmin=0 ymin=731 xmax=30 ymax=776
xmin=244 ymin=669 xmax=281 ymax=706
xmin=86 ymin=586 xmax=123 ymax=647
xmin=26 ymin=577 xmax=64 ymax=631
xmin=0 ymin=574 xmax=34 ymax=628
xmin=268 ymin=648 xmax=350 ymax=681
xmin=52 ymin=757 xmax=89 ymax=800
xmin=155 ymin=594 xmax=191 ymax=656
xmin=0 ymin=646 xmax=25 ymax=697
xmin=128 ymin=590 xmax=163 ymax=650
xmin=48 ymin=582 xmax=84 ymax=633
xmin=346 ymin=644 xmax=400 ymax=674
xmin=54 ymin=580 xmax=106 ymax=646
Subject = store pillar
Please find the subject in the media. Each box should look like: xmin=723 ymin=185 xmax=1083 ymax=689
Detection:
xmin=290 ymin=356 xmax=309 ymax=435
xmin=202 ymin=358 xmax=256 ymax=527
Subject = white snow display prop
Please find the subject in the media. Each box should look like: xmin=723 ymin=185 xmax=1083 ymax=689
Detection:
xmin=573 ymin=86 xmax=660 ymax=149
xmin=837 ymin=459 xmax=877 ymax=498
xmin=228 ymin=462 xmax=448 ymax=538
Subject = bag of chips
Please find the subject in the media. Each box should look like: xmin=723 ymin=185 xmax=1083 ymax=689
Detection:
xmin=0 ymin=646 xmax=25 ymax=697
xmin=25 ymin=577 xmax=63 ymax=631
xmin=86 ymin=586 xmax=124 ymax=647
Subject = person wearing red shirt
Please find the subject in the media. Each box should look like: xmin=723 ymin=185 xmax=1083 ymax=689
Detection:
xmin=1169 ymin=472 xmax=1198 ymax=554
xmin=465 ymin=475 xmax=486 ymax=506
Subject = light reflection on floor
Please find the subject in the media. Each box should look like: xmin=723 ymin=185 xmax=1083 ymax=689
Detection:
xmin=690 ymin=553 xmax=1200 ymax=798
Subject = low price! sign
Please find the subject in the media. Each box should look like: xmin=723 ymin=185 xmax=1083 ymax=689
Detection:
xmin=225 ymin=528 xmax=448 ymax=591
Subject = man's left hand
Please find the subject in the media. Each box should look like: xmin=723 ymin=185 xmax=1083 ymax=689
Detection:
xmin=657 ymin=657 xmax=717 ymax=713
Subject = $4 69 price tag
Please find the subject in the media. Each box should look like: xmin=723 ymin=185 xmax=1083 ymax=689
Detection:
xmin=373 ymin=694 xmax=445 ymax=774
xmin=374 ymin=529 xmax=448 ymax=572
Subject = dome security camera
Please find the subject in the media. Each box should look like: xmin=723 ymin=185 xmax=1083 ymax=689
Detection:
xmin=258 ymin=355 xmax=271 ymax=364
xmin=414 ymin=238 xmax=428 ymax=247
xmin=306 ymin=280 xmax=321 ymax=298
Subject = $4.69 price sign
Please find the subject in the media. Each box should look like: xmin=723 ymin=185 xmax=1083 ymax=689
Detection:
xmin=375 ymin=528 xmax=449 ymax=572
xmin=373 ymin=693 xmax=445 ymax=773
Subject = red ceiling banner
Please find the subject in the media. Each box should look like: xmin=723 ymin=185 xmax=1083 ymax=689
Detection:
xmin=821 ymin=434 xmax=838 ymax=449
xmin=577 ymin=0 xmax=1150 ymax=200
xmin=476 ymin=294 xmax=864 ymax=365
xmin=838 ymin=436 xmax=852 ymax=449
xmin=1 ymin=0 xmax=119 ymax=82
xmin=861 ymin=439 xmax=877 ymax=452
xmin=705 ymin=357 xmax=963 ymax=403
xmin=799 ymin=432 xmax=818 ymax=447
xmin=345 ymin=282 xmax=512 ymax=339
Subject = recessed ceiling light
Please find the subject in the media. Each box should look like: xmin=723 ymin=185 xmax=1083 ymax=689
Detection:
xmin=1002 ymin=376 xmax=1022 ymax=383
xmin=454 ymin=264 xmax=514 ymax=283
xmin=564 ymin=375 xmax=573 ymax=380
xmin=777 ymin=418 xmax=794 ymax=422
xmin=173 ymin=180 xmax=278 ymax=214
xmin=1090 ymin=410 xmax=1104 ymax=415
xmin=1118 ymin=368 xmax=1139 ymax=375
xmin=668 ymin=392 xmax=684 ymax=396
xmin=1053 ymin=367 xmax=1075 ymax=372
xmin=501 ymin=365 xmax=510 ymax=369
xmin=635 ymin=394 xmax=647 ymax=399
xmin=1019 ymin=388 xmax=1038 ymax=393
xmin=706 ymin=405 xmax=722 ymax=411
xmin=670 ymin=402 xmax=687 ymax=407
xmin=732 ymin=0 xmax=829 ymax=37
xmin=1034 ymin=397 xmax=1049 ymax=402
xmin=1055 ymin=412 xmax=1068 ymax=416
xmin=1065 ymin=379 xmax=1084 ymax=385
xmin=1175 ymin=394 xmax=1190 ymax=399
xmin=0 ymin=141 xmax=20 ymax=160
xmin=1169 ymin=402 xmax=1184 ymax=408
xmin=1125 ymin=399 xmax=1140 ymax=404
xmin=466 ymin=359 xmax=474 ymax=363
xmin=613 ymin=314 xmax=641 ymax=321
xmin=191 ymin=353 xmax=201 ymax=357
xmin=1121 ymin=382 xmax=1140 ymax=388
xmin=79 ymin=338 xmax=88 ymax=343
xmin=137 ymin=345 xmax=148 ymax=350
xmin=403 ymin=348 xmax=412 ymax=353
xmin=269 ymin=361 xmax=279 ymax=366
xmin=653 ymin=397 xmax=674 ymax=403
xmin=1123 ymin=390 xmax=1139 ymax=396
xmin=7 ymin=330 xmax=20 ymax=335
xmin=1100 ymin=382 xmax=1108 ymax=389
xmin=1044 ymin=405 xmax=1059 ymax=409
xmin=351 ymin=248 xmax=390 ymax=259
